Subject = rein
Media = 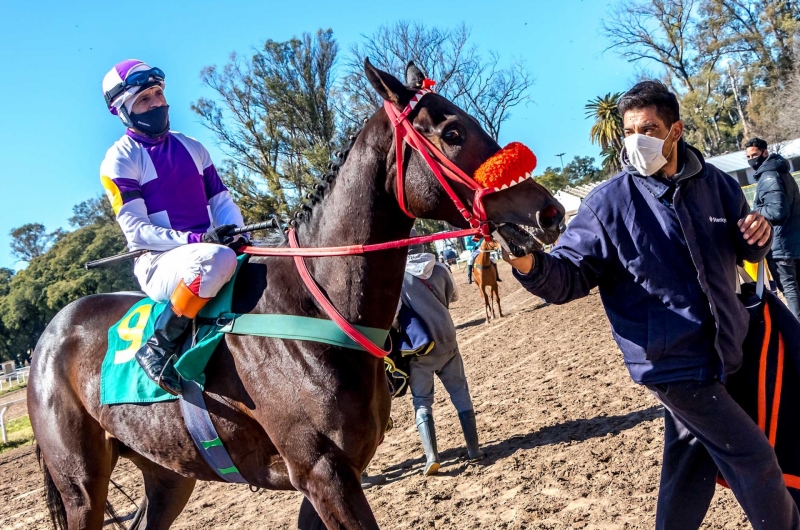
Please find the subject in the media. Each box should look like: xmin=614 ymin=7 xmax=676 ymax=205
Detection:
xmin=239 ymin=82 xmax=499 ymax=359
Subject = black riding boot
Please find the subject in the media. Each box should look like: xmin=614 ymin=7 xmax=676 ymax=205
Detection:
xmin=416 ymin=410 xmax=440 ymax=475
xmin=134 ymin=302 xmax=189 ymax=396
xmin=458 ymin=410 xmax=485 ymax=460
xmin=493 ymin=263 xmax=502 ymax=281
xmin=467 ymin=264 xmax=473 ymax=284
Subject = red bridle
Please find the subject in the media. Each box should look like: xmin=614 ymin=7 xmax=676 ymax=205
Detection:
xmin=383 ymin=82 xmax=497 ymax=238
xmin=242 ymin=83 xmax=500 ymax=358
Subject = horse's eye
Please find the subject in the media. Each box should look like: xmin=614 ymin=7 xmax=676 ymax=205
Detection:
xmin=443 ymin=128 xmax=462 ymax=144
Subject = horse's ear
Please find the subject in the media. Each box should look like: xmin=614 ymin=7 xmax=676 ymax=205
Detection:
xmin=405 ymin=61 xmax=426 ymax=89
xmin=364 ymin=58 xmax=413 ymax=108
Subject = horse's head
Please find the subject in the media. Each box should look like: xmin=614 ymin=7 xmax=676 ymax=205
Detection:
xmin=364 ymin=59 xmax=564 ymax=252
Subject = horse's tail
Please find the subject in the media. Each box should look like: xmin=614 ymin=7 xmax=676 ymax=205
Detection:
xmin=36 ymin=444 xmax=67 ymax=530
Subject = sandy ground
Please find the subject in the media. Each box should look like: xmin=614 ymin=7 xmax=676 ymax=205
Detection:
xmin=0 ymin=261 xmax=753 ymax=529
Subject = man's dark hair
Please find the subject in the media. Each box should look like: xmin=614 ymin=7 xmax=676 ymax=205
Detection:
xmin=618 ymin=80 xmax=680 ymax=127
xmin=744 ymin=137 xmax=768 ymax=151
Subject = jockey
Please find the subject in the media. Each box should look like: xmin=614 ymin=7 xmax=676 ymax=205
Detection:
xmin=466 ymin=247 xmax=501 ymax=285
xmin=100 ymin=60 xmax=246 ymax=396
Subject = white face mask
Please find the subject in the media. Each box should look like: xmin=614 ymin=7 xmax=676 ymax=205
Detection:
xmin=624 ymin=125 xmax=676 ymax=176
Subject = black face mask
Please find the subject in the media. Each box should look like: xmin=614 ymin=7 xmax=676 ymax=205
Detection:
xmin=748 ymin=152 xmax=767 ymax=171
xmin=130 ymin=105 xmax=170 ymax=138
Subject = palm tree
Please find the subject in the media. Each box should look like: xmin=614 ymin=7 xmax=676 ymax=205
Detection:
xmin=585 ymin=93 xmax=624 ymax=175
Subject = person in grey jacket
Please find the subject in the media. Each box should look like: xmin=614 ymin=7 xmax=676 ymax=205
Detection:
xmin=400 ymin=236 xmax=484 ymax=475
xmin=748 ymin=137 xmax=800 ymax=318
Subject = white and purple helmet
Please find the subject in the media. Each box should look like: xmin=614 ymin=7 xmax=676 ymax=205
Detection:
xmin=102 ymin=59 xmax=165 ymax=125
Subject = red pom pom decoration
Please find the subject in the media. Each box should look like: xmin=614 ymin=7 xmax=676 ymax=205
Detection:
xmin=474 ymin=142 xmax=537 ymax=191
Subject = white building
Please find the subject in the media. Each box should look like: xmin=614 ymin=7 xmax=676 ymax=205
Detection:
xmin=554 ymin=181 xmax=607 ymax=223
xmin=706 ymin=137 xmax=800 ymax=186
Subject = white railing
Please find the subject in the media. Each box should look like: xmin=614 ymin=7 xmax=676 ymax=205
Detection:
xmin=0 ymin=398 xmax=27 ymax=444
xmin=0 ymin=368 xmax=29 ymax=391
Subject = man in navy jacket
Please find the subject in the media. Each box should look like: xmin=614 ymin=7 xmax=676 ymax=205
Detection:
xmin=506 ymin=81 xmax=798 ymax=529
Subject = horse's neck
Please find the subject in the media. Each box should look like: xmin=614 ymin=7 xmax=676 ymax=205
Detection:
xmin=294 ymin=122 xmax=414 ymax=330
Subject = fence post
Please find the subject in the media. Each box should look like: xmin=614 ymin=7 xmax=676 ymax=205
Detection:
xmin=0 ymin=406 xmax=8 ymax=444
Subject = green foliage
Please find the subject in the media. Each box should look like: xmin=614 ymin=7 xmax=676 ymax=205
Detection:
xmin=602 ymin=0 xmax=800 ymax=155
xmin=9 ymin=223 xmax=61 ymax=262
xmin=0 ymin=204 xmax=136 ymax=364
xmin=586 ymin=92 xmax=624 ymax=174
xmin=193 ymin=29 xmax=343 ymax=216
xmin=535 ymin=156 xmax=604 ymax=193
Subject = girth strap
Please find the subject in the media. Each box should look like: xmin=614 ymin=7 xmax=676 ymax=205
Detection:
xmin=215 ymin=313 xmax=389 ymax=351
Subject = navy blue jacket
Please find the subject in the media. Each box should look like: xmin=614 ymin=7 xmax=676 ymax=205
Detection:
xmin=753 ymin=153 xmax=800 ymax=260
xmin=515 ymin=142 xmax=771 ymax=384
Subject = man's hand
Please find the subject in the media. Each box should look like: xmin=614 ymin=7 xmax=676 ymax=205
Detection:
xmin=202 ymin=224 xmax=237 ymax=245
xmin=502 ymin=249 xmax=534 ymax=274
xmin=737 ymin=212 xmax=771 ymax=247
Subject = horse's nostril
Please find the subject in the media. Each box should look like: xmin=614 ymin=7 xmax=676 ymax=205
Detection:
xmin=539 ymin=205 xmax=561 ymax=229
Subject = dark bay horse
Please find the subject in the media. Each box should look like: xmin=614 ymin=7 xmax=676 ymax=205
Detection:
xmin=473 ymin=239 xmax=503 ymax=324
xmin=29 ymin=60 xmax=564 ymax=530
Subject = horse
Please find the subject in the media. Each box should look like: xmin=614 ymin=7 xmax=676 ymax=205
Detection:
xmin=28 ymin=59 xmax=564 ymax=530
xmin=473 ymin=239 xmax=503 ymax=324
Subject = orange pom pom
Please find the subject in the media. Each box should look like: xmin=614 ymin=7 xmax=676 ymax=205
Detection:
xmin=474 ymin=142 xmax=537 ymax=190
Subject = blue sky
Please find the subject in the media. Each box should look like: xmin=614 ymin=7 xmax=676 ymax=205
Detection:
xmin=0 ymin=0 xmax=637 ymax=271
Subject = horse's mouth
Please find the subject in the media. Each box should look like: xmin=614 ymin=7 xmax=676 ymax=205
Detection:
xmin=495 ymin=223 xmax=547 ymax=257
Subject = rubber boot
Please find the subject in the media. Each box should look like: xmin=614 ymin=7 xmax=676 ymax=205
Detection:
xmin=415 ymin=411 xmax=440 ymax=475
xmin=467 ymin=264 xmax=473 ymax=285
xmin=135 ymin=281 xmax=209 ymax=396
xmin=458 ymin=410 xmax=485 ymax=461
xmin=493 ymin=263 xmax=502 ymax=282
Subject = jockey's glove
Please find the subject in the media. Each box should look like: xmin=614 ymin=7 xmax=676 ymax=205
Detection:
xmin=228 ymin=236 xmax=251 ymax=253
xmin=202 ymin=224 xmax=237 ymax=245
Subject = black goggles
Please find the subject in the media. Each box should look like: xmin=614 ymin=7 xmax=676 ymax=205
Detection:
xmin=105 ymin=67 xmax=165 ymax=108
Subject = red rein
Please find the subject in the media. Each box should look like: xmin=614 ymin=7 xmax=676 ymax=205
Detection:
xmin=241 ymin=85 xmax=497 ymax=358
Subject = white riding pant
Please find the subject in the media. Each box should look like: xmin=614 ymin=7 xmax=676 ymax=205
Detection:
xmin=133 ymin=243 xmax=238 ymax=302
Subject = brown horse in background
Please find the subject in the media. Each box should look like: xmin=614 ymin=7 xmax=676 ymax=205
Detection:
xmin=28 ymin=60 xmax=564 ymax=530
xmin=474 ymin=239 xmax=503 ymax=324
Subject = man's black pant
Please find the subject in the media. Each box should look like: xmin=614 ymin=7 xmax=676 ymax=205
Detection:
xmin=767 ymin=255 xmax=800 ymax=319
xmin=647 ymin=379 xmax=799 ymax=530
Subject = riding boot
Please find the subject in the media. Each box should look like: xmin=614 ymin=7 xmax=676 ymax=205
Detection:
xmin=135 ymin=281 xmax=209 ymax=396
xmin=467 ymin=265 xmax=473 ymax=285
xmin=458 ymin=410 xmax=485 ymax=461
xmin=415 ymin=411 xmax=440 ymax=475
xmin=493 ymin=263 xmax=502 ymax=282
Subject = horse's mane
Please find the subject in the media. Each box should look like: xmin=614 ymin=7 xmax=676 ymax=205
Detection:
xmin=249 ymin=122 xmax=366 ymax=249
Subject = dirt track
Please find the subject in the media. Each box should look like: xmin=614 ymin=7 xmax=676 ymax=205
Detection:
xmin=1 ymin=261 xmax=750 ymax=529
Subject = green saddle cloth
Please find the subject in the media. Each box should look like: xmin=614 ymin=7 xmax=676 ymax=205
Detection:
xmin=100 ymin=254 xmax=391 ymax=406
xmin=100 ymin=255 xmax=248 ymax=405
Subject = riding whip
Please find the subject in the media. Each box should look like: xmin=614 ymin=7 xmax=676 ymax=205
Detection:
xmin=84 ymin=217 xmax=283 ymax=270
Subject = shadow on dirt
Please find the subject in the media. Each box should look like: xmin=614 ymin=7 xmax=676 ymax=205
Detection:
xmin=376 ymin=405 xmax=663 ymax=485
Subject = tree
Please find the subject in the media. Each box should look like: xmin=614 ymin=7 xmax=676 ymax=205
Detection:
xmin=193 ymin=29 xmax=342 ymax=215
xmin=70 ymin=196 xmax=116 ymax=228
xmin=586 ymin=92 xmax=625 ymax=174
xmin=0 ymin=222 xmax=137 ymax=364
xmin=535 ymin=156 xmax=604 ymax=193
xmin=9 ymin=223 xmax=60 ymax=262
xmin=343 ymin=21 xmax=534 ymax=140
xmin=602 ymin=0 xmax=800 ymax=154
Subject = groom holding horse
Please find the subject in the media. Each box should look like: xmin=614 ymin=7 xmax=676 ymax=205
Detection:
xmin=506 ymin=80 xmax=799 ymax=529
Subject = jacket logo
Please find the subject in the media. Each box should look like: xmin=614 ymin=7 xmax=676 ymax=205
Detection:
xmin=709 ymin=216 xmax=726 ymax=223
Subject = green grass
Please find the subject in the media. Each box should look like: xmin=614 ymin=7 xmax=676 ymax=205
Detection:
xmin=0 ymin=415 xmax=34 ymax=454
xmin=0 ymin=381 xmax=27 ymax=399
